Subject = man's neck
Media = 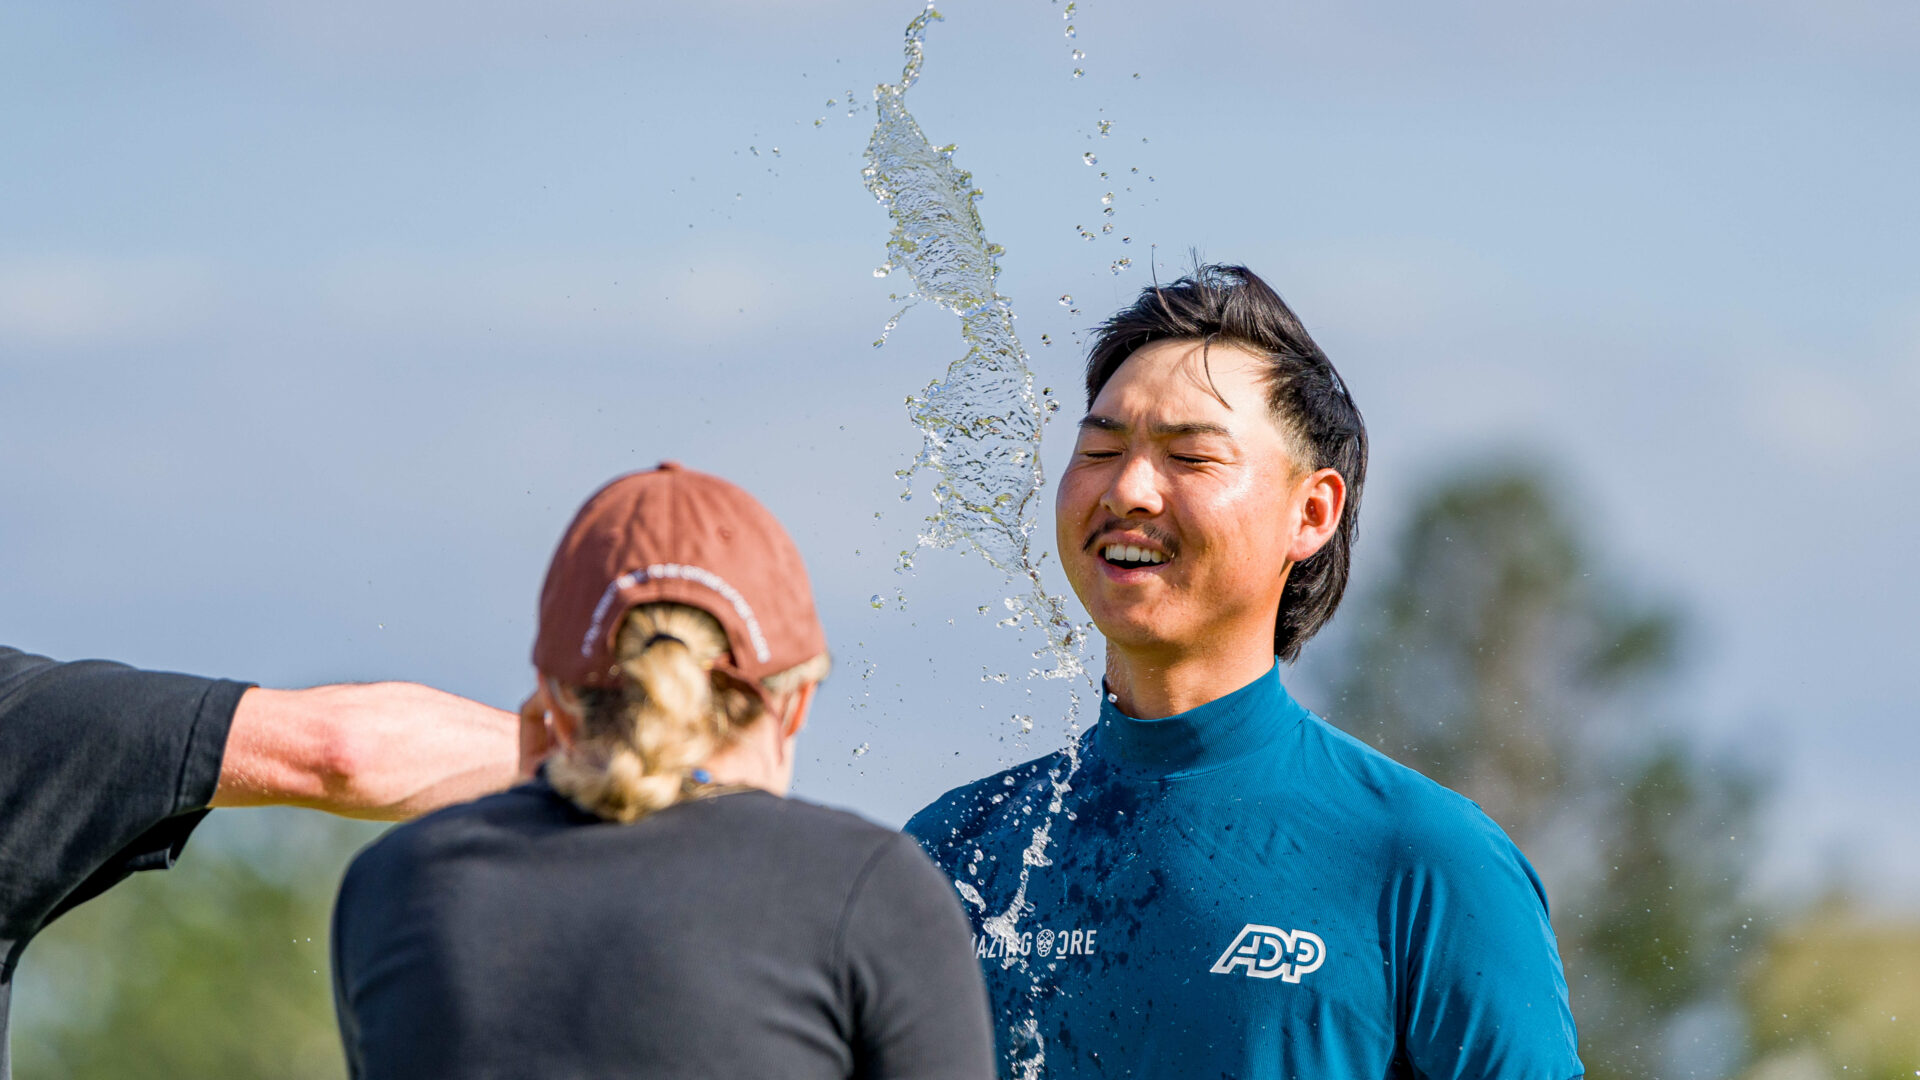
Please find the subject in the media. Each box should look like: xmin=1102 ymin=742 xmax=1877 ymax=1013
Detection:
xmin=1102 ymin=643 xmax=1277 ymax=720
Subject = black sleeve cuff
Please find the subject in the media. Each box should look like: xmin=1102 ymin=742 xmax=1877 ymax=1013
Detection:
xmin=172 ymin=678 xmax=251 ymax=815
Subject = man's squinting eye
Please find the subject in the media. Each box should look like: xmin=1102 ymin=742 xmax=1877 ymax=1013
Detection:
xmin=1170 ymin=443 xmax=1230 ymax=464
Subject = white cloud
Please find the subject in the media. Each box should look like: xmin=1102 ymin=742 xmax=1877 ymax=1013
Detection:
xmin=311 ymin=246 xmax=815 ymax=346
xmin=0 ymin=256 xmax=221 ymax=349
xmin=1740 ymin=300 xmax=1920 ymax=463
xmin=172 ymin=0 xmax=881 ymax=63
xmin=1744 ymin=367 xmax=1882 ymax=461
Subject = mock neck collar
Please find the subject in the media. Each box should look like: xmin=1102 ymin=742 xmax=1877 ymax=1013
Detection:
xmin=1093 ymin=660 xmax=1306 ymax=777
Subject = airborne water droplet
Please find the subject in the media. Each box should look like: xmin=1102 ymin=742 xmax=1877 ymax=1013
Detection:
xmin=1100 ymin=192 xmax=1113 ymax=206
xmin=851 ymin=742 xmax=870 ymax=758
xmin=1082 ymin=152 xmax=1097 ymax=166
xmin=870 ymin=594 xmax=886 ymax=609
xmin=1058 ymin=294 xmax=1073 ymax=306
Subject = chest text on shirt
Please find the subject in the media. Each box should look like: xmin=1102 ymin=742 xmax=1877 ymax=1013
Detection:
xmin=971 ymin=925 xmax=1099 ymax=960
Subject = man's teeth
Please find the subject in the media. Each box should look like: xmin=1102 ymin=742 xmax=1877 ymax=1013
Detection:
xmin=1103 ymin=544 xmax=1166 ymax=565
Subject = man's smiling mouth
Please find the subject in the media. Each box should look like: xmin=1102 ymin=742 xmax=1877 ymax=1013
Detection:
xmin=1102 ymin=544 xmax=1169 ymax=570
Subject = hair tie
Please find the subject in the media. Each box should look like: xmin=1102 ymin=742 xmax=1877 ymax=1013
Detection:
xmin=643 ymin=632 xmax=685 ymax=650
xmin=690 ymin=768 xmax=712 ymax=784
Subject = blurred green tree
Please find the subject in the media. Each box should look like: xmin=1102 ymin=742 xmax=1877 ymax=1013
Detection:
xmin=1739 ymin=895 xmax=1920 ymax=1079
xmin=1323 ymin=463 xmax=1765 ymax=1079
xmin=10 ymin=809 xmax=378 ymax=1080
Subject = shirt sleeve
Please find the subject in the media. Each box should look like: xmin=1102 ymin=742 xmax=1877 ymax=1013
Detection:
xmin=838 ymin=832 xmax=997 ymax=1080
xmin=0 ymin=646 xmax=248 ymax=964
xmin=1394 ymin=814 xmax=1585 ymax=1080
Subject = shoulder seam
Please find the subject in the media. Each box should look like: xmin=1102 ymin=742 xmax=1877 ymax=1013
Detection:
xmin=830 ymin=831 xmax=905 ymax=974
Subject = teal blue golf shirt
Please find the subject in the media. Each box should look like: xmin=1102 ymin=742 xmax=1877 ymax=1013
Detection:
xmin=906 ymin=662 xmax=1584 ymax=1079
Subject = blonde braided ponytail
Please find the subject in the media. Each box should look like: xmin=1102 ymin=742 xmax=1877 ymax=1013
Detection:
xmin=547 ymin=603 xmax=826 ymax=823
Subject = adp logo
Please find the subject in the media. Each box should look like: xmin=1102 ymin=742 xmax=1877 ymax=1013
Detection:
xmin=1209 ymin=923 xmax=1327 ymax=983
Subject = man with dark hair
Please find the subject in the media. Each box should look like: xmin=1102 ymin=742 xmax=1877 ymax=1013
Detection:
xmin=0 ymin=647 xmax=520 ymax=1079
xmin=908 ymin=265 xmax=1583 ymax=1078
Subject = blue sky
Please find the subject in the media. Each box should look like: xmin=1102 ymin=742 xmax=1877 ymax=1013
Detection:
xmin=3 ymin=0 xmax=1916 ymax=907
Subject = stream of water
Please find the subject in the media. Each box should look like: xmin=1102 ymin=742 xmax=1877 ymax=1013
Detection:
xmin=861 ymin=6 xmax=1096 ymax=1075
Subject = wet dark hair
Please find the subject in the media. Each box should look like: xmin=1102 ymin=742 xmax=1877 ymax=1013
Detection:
xmin=1083 ymin=263 xmax=1367 ymax=663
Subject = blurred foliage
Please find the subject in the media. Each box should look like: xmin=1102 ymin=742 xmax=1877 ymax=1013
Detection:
xmin=1326 ymin=463 xmax=1766 ymax=1078
xmin=1738 ymin=897 xmax=1920 ymax=1080
xmin=11 ymin=809 xmax=379 ymax=1080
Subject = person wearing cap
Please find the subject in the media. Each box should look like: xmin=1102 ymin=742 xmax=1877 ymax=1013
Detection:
xmin=0 ymin=649 xmax=519 ymax=1080
xmin=330 ymin=463 xmax=995 ymax=1080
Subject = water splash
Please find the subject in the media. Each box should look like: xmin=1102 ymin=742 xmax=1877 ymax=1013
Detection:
xmin=861 ymin=3 xmax=1083 ymax=684
xmin=862 ymin=6 xmax=1095 ymax=1074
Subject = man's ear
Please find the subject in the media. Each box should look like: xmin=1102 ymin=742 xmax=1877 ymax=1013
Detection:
xmin=1286 ymin=467 xmax=1347 ymax=564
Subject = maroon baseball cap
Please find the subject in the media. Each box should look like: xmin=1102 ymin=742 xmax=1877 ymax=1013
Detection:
xmin=533 ymin=462 xmax=827 ymax=690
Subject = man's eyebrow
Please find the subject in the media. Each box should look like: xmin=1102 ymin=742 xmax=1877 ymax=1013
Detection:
xmin=1078 ymin=415 xmax=1234 ymax=440
xmin=1151 ymin=421 xmax=1233 ymax=439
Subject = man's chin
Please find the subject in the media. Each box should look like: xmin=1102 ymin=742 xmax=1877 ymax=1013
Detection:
xmin=1087 ymin=610 xmax=1186 ymax=655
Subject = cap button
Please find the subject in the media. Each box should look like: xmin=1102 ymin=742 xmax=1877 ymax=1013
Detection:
xmin=657 ymin=460 xmax=684 ymax=471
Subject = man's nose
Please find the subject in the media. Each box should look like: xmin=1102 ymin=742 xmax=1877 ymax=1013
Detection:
xmin=1101 ymin=452 xmax=1164 ymax=518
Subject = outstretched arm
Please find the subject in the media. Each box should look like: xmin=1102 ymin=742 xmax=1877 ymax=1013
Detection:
xmin=211 ymin=682 xmax=519 ymax=820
